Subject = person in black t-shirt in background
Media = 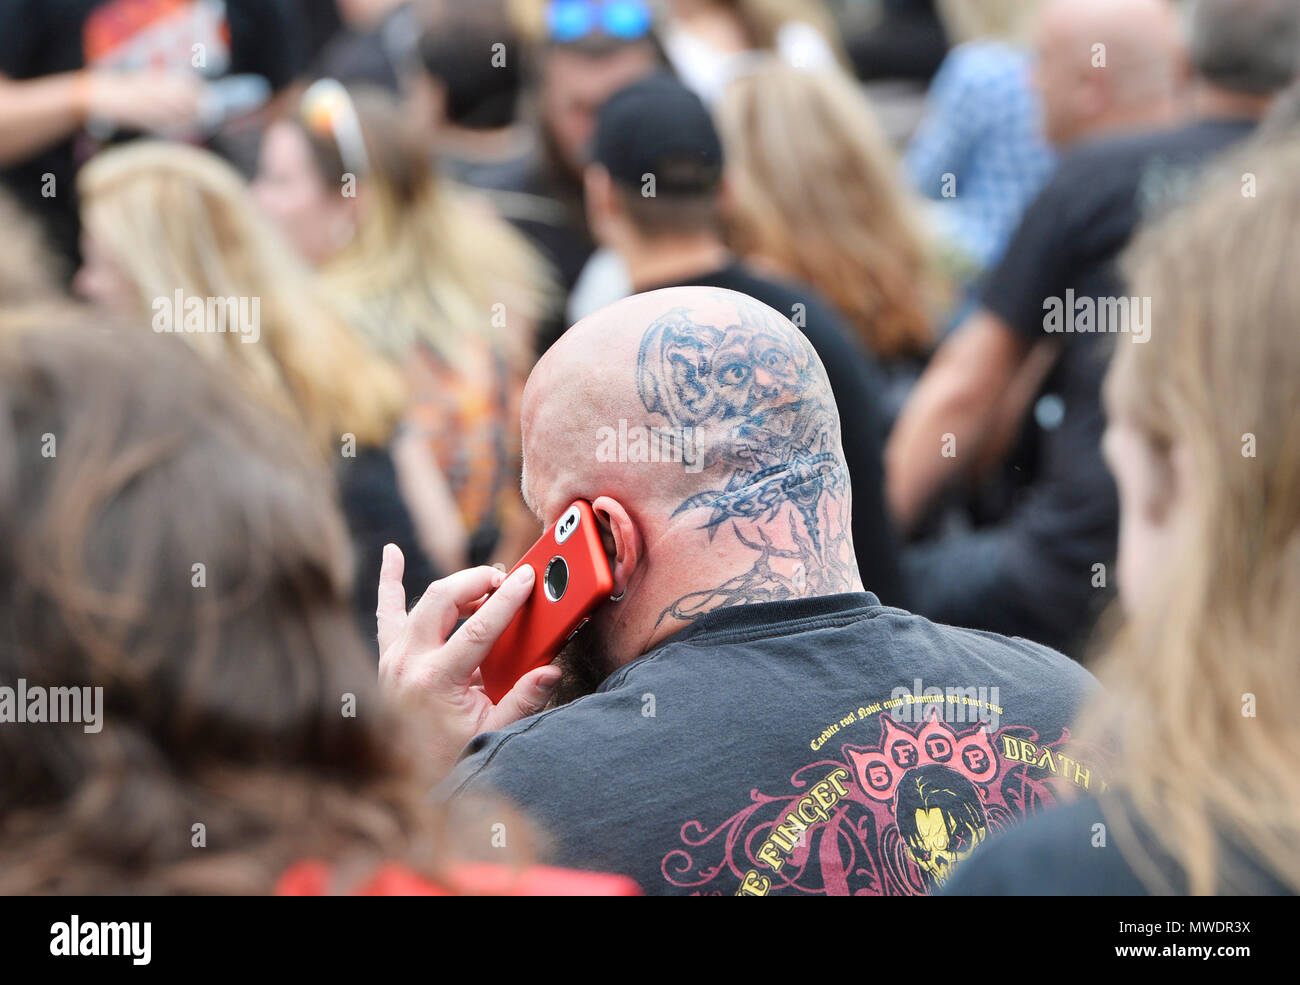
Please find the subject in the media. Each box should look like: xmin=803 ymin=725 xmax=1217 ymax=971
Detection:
xmin=579 ymin=73 xmax=905 ymax=606
xmin=945 ymin=135 xmax=1300 ymax=897
xmin=0 ymin=0 xmax=304 ymax=271
xmin=376 ymin=285 xmax=1099 ymax=895
xmin=886 ymin=0 xmax=1298 ymax=657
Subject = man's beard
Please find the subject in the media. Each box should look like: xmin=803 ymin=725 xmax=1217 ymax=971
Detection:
xmin=550 ymin=620 xmax=616 ymax=706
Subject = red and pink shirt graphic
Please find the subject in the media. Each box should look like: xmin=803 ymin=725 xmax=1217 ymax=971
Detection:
xmin=662 ymin=702 xmax=1108 ymax=895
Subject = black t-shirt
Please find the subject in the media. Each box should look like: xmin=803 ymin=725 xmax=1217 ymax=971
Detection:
xmin=983 ymin=118 xmax=1258 ymax=340
xmin=970 ymin=119 xmax=1257 ymax=642
xmin=336 ymin=444 xmax=439 ymax=646
xmin=446 ymin=592 xmax=1100 ymax=895
xmin=0 ymin=0 xmax=304 ymax=265
xmin=942 ymin=794 xmax=1294 ymax=895
xmin=646 ymin=263 xmax=906 ymax=607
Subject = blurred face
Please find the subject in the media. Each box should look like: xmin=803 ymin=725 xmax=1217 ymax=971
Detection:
xmin=539 ymin=45 xmax=658 ymax=179
xmin=252 ymin=121 xmax=353 ymax=267
xmin=1032 ymin=20 xmax=1089 ymax=147
xmin=1102 ymin=359 xmax=1185 ymax=615
xmin=583 ymin=164 xmax=629 ymax=250
xmin=74 ymin=227 xmax=138 ymax=312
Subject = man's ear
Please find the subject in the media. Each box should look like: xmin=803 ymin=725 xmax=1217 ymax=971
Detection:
xmin=590 ymin=495 xmax=641 ymax=599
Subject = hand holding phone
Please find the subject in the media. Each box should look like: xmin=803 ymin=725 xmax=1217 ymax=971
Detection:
xmin=479 ymin=501 xmax=614 ymax=703
xmin=376 ymin=548 xmax=557 ymax=780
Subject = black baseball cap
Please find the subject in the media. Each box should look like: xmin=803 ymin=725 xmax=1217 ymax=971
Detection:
xmin=591 ymin=73 xmax=724 ymax=195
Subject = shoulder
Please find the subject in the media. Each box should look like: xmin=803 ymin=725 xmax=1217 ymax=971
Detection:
xmin=718 ymin=265 xmax=876 ymax=367
xmin=1047 ymin=125 xmax=1225 ymax=197
xmin=887 ymin=609 xmax=1097 ymax=687
xmin=444 ymin=680 xmax=657 ymax=799
xmin=942 ymin=796 xmax=1149 ymax=895
xmin=1029 ymin=132 xmax=1166 ymax=214
xmin=725 ymin=265 xmax=844 ymax=325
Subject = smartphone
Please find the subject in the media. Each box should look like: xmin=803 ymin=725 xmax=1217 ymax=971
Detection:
xmin=479 ymin=500 xmax=614 ymax=703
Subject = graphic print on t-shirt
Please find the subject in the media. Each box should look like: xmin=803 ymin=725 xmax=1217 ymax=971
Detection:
xmin=84 ymin=0 xmax=230 ymax=73
xmin=662 ymin=697 xmax=1108 ymax=896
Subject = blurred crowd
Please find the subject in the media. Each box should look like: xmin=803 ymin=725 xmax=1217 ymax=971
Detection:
xmin=0 ymin=0 xmax=1298 ymax=898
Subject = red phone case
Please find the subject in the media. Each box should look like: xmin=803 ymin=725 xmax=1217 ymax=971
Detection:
xmin=479 ymin=500 xmax=613 ymax=703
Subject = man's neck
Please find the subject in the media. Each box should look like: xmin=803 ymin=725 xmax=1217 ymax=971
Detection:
xmin=1067 ymin=102 xmax=1178 ymax=148
xmin=605 ymin=512 xmax=864 ymax=667
xmin=1190 ymin=83 xmax=1274 ymax=123
xmin=621 ymin=234 xmax=732 ymax=293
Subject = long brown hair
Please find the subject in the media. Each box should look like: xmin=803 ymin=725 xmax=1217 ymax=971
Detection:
xmin=1076 ymin=137 xmax=1300 ymax=894
xmin=0 ymin=313 xmax=521 ymax=893
xmin=716 ymin=61 xmax=938 ymax=361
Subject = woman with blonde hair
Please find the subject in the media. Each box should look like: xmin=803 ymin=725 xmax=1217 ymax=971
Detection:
xmin=944 ymin=137 xmax=1300 ymax=895
xmin=75 ymin=140 xmax=437 ymax=638
xmin=716 ymin=60 xmax=938 ymax=412
xmin=254 ymin=81 xmax=554 ymax=568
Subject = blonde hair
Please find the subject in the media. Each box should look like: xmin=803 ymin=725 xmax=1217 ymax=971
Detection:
xmin=1076 ymin=137 xmax=1300 ymax=894
xmin=717 ymin=61 xmax=937 ymax=360
xmin=78 ymin=142 xmax=404 ymax=451
xmin=936 ymin=0 xmax=1042 ymax=45
xmin=0 ymin=189 xmax=63 ymax=308
xmin=733 ymin=0 xmax=848 ymax=62
xmin=305 ymin=87 xmax=553 ymax=375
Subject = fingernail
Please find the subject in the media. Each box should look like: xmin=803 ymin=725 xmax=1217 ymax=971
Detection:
xmin=537 ymin=670 xmax=561 ymax=692
xmin=511 ymin=564 xmax=535 ymax=589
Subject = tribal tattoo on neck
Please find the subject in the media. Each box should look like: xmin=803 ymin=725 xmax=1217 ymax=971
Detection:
xmin=636 ymin=296 xmax=858 ymax=627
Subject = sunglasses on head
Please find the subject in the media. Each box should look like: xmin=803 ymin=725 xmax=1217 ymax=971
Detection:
xmin=299 ymin=78 xmax=370 ymax=178
xmin=546 ymin=0 xmax=653 ymax=44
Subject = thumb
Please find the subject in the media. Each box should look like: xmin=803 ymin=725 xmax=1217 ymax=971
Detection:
xmin=485 ymin=665 xmax=563 ymax=729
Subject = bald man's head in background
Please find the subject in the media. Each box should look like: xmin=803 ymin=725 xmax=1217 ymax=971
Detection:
xmin=522 ymin=287 xmax=863 ymax=699
xmin=1033 ymin=0 xmax=1183 ymax=147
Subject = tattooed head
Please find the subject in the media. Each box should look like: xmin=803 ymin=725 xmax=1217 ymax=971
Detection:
xmin=636 ymin=299 xmax=841 ymax=493
xmin=520 ymin=287 xmax=860 ymax=688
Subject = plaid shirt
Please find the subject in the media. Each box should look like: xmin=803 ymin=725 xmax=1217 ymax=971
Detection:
xmin=905 ymin=42 xmax=1056 ymax=270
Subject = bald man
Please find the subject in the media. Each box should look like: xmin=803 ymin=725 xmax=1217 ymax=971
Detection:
xmin=886 ymin=0 xmax=1297 ymax=655
xmin=378 ymin=287 xmax=1097 ymax=896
